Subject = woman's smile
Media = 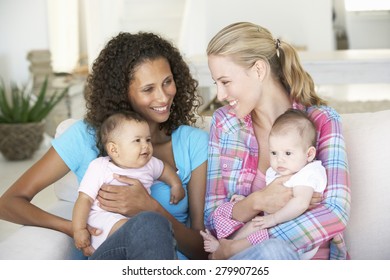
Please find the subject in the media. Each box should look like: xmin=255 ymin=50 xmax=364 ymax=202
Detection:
xmin=151 ymin=105 xmax=169 ymax=113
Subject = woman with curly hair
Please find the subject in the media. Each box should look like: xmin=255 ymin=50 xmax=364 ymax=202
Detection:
xmin=0 ymin=32 xmax=208 ymax=260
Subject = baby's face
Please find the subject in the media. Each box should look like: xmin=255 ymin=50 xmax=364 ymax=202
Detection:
xmin=269 ymin=130 xmax=311 ymax=176
xmin=111 ymin=120 xmax=153 ymax=169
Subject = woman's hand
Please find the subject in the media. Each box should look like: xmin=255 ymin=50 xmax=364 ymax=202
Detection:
xmin=258 ymin=177 xmax=322 ymax=213
xmin=97 ymin=174 xmax=157 ymax=217
xmin=308 ymin=192 xmax=322 ymax=209
xmin=231 ymin=175 xmax=293 ymax=222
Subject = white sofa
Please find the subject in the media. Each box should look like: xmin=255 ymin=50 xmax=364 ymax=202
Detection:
xmin=1 ymin=110 xmax=390 ymax=260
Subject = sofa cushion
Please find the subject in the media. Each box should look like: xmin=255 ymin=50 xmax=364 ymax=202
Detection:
xmin=342 ymin=110 xmax=390 ymax=259
xmin=50 ymin=111 xmax=390 ymax=260
xmin=0 ymin=201 xmax=85 ymax=260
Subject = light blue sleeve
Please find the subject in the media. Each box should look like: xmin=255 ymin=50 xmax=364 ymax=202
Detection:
xmin=188 ymin=126 xmax=209 ymax=171
xmin=175 ymin=125 xmax=208 ymax=173
xmin=51 ymin=120 xmax=99 ymax=182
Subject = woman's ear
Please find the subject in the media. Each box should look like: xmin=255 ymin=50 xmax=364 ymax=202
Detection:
xmin=307 ymin=146 xmax=316 ymax=162
xmin=254 ymin=60 xmax=267 ymax=80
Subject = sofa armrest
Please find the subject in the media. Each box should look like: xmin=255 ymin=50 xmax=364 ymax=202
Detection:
xmin=0 ymin=119 xmax=83 ymax=260
xmin=342 ymin=110 xmax=390 ymax=259
xmin=0 ymin=200 xmax=85 ymax=260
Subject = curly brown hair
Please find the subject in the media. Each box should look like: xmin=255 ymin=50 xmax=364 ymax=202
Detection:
xmin=85 ymin=32 xmax=201 ymax=136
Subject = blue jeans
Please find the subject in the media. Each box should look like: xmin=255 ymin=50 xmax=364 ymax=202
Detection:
xmin=90 ymin=211 xmax=177 ymax=260
xmin=229 ymin=239 xmax=299 ymax=260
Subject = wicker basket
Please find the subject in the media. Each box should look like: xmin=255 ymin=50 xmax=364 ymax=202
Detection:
xmin=0 ymin=121 xmax=45 ymax=161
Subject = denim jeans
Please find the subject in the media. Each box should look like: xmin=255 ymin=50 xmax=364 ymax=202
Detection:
xmin=229 ymin=239 xmax=299 ymax=260
xmin=90 ymin=211 xmax=176 ymax=260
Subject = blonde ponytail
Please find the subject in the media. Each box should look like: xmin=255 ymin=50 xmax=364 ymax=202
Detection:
xmin=278 ymin=41 xmax=326 ymax=106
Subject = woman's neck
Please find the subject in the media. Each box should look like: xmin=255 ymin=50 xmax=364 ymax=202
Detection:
xmin=252 ymin=81 xmax=291 ymax=129
xmin=148 ymin=122 xmax=171 ymax=145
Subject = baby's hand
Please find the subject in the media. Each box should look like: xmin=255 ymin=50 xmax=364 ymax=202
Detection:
xmin=230 ymin=194 xmax=245 ymax=202
xmin=73 ymin=228 xmax=92 ymax=251
xmin=252 ymin=214 xmax=277 ymax=229
xmin=170 ymin=185 xmax=185 ymax=204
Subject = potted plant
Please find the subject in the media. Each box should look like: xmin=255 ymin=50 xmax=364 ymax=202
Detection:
xmin=0 ymin=77 xmax=68 ymax=160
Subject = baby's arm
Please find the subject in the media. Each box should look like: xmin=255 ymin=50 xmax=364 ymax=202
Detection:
xmin=253 ymin=185 xmax=314 ymax=229
xmin=159 ymin=164 xmax=184 ymax=204
xmin=72 ymin=192 xmax=94 ymax=250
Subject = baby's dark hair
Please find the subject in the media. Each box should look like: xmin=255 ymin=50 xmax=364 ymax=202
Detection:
xmin=99 ymin=111 xmax=147 ymax=156
xmin=270 ymin=109 xmax=317 ymax=148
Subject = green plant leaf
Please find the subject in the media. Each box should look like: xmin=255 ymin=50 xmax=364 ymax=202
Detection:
xmin=11 ymin=84 xmax=22 ymax=122
xmin=28 ymin=76 xmax=49 ymax=121
xmin=20 ymin=91 xmax=31 ymax=122
xmin=0 ymin=75 xmax=67 ymax=124
xmin=0 ymin=115 xmax=9 ymax=122
xmin=0 ymin=79 xmax=13 ymax=120
xmin=33 ymin=87 xmax=68 ymax=121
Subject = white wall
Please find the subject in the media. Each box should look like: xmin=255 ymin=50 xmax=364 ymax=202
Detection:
xmin=84 ymin=0 xmax=185 ymax=69
xmin=0 ymin=0 xmax=49 ymax=84
xmin=1 ymin=0 xmax=389 ymax=84
xmin=346 ymin=11 xmax=390 ymax=49
xmin=83 ymin=0 xmax=123 ymax=70
xmin=179 ymin=0 xmax=335 ymax=57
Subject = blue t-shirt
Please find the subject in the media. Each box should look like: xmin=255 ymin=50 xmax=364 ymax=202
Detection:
xmin=52 ymin=120 xmax=208 ymax=259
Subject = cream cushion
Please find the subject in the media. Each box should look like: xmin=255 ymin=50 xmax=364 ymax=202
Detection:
xmin=51 ymin=112 xmax=390 ymax=259
xmin=1 ymin=111 xmax=390 ymax=259
xmin=342 ymin=110 xmax=390 ymax=259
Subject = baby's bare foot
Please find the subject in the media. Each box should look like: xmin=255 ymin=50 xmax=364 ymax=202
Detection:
xmin=200 ymin=229 xmax=220 ymax=253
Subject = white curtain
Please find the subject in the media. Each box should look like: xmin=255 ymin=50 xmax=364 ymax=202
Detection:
xmin=83 ymin=0 xmax=123 ymax=70
xmin=47 ymin=0 xmax=79 ymax=73
xmin=178 ymin=0 xmax=208 ymax=57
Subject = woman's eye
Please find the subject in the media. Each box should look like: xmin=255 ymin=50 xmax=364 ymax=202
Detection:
xmin=142 ymin=87 xmax=153 ymax=93
xmin=285 ymin=152 xmax=291 ymax=156
xmin=222 ymin=81 xmax=230 ymax=86
xmin=163 ymin=78 xmax=173 ymax=86
xmin=271 ymin=151 xmax=276 ymax=156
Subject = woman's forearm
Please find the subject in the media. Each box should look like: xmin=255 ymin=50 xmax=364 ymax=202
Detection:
xmin=231 ymin=191 xmax=264 ymax=222
xmin=0 ymin=194 xmax=72 ymax=235
xmin=0 ymin=147 xmax=73 ymax=236
xmin=231 ymin=177 xmax=293 ymax=222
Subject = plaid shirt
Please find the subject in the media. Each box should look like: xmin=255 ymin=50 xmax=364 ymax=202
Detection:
xmin=205 ymin=104 xmax=351 ymax=259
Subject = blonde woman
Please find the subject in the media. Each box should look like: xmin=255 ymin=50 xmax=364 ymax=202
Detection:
xmin=202 ymin=22 xmax=350 ymax=260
